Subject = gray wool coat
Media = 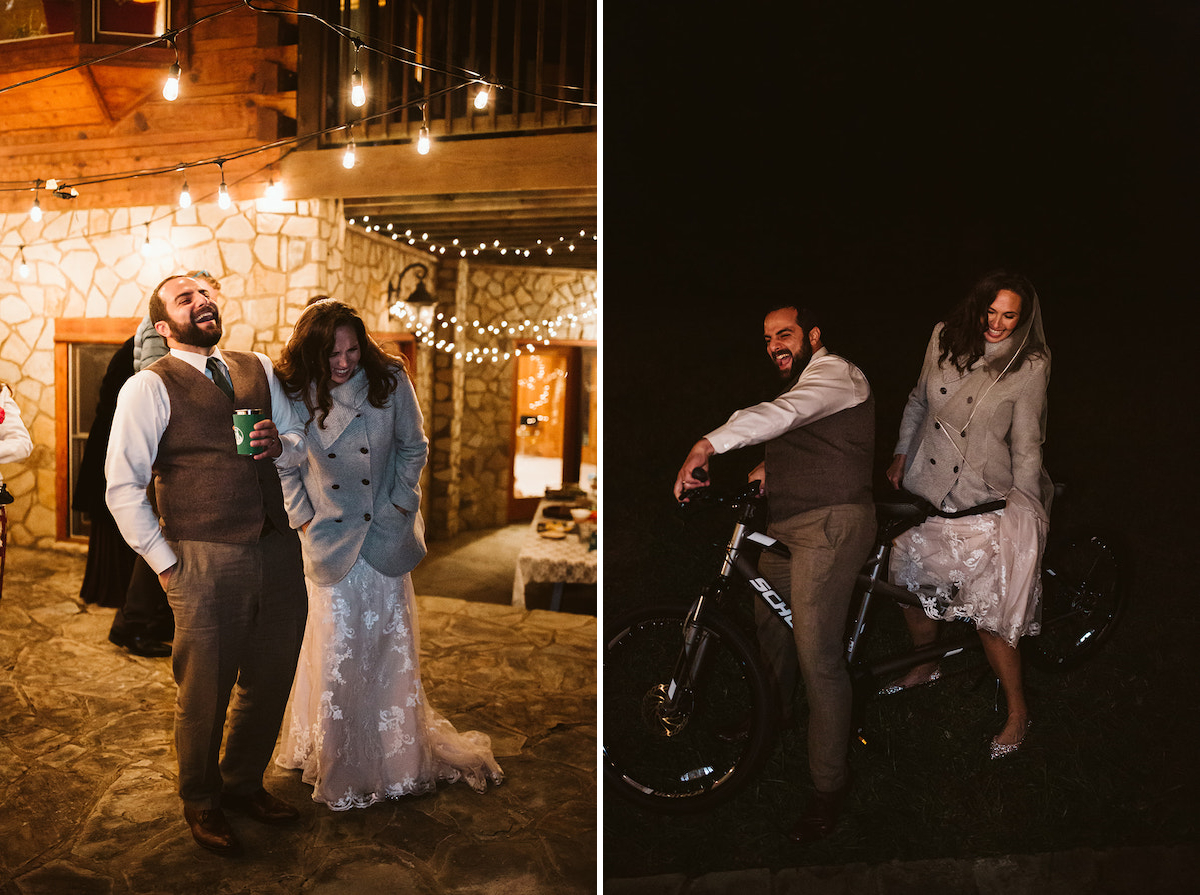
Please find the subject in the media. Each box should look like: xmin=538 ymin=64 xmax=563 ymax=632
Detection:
xmin=278 ymin=366 xmax=428 ymax=587
xmin=896 ymin=323 xmax=1052 ymax=513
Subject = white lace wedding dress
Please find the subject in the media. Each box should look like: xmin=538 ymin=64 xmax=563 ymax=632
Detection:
xmin=275 ymin=556 xmax=503 ymax=810
xmin=889 ymin=489 xmax=1046 ymax=648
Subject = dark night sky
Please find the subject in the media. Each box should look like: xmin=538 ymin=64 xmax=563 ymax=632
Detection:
xmin=603 ymin=3 xmax=1199 ymax=535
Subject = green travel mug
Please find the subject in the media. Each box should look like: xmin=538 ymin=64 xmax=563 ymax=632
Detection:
xmin=233 ymin=408 xmax=266 ymax=455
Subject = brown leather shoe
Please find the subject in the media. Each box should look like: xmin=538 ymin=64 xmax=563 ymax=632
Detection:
xmin=786 ymin=781 xmax=850 ymax=844
xmin=222 ymin=788 xmax=300 ymax=825
xmin=183 ymin=805 xmax=241 ymax=854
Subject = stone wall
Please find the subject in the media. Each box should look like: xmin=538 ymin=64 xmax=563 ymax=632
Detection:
xmin=445 ymin=261 xmax=599 ymax=532
xmin=0 ymin=197 xmax=348 ymax=549
xmin=0 ymin=202 xmax=597 ymax=548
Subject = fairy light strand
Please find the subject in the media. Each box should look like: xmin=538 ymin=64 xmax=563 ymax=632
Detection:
xmin=388 ymin=302 xmax=598 ymax=361
xmin=1 ymin=3 xmax=595 ymax=265
xmin=349 ymin=220 xmax=597 ymax=262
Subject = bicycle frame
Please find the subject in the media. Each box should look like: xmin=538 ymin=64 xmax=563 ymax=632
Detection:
xmin=606 ymin=481 xmax=1123 ymax=813
xmin=692 ymin=488 xmax=991 ymax=693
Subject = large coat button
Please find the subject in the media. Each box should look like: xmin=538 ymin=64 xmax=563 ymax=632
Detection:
xmin=364 ymin=513 xmax=372 ymax=521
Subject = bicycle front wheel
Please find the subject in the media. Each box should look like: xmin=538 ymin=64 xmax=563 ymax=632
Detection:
xmin=603 ymin=603 xmax=774 ymax=814
xmin=1027 ymin=534 xmax=1125 ymax=672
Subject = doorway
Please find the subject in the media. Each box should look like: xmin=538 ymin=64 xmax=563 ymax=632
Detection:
xmin=509 ymin=343 xmax=596 ymax=520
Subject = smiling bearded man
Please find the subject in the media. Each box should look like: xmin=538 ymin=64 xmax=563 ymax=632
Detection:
xmin=673 ymin=303 xmax=877 ymax=845
xmin=105 ymin=273 xmax=310 ymax=856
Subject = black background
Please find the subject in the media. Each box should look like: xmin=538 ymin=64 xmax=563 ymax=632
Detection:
xmin=603 ymin=1 xmax=1198 ymax=543
xmin=599 ymin=1 xmax=1200 ymax=875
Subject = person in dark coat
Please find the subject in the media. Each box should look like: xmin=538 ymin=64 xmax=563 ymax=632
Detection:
xmin=75 ymin=337 xmax=139 ymax=609
xmin=75 ymin=329 xmax=174 ymax=657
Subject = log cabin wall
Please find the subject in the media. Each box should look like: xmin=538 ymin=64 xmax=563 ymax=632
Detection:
xmin=0 ymin=1 xmax=298 ymax=215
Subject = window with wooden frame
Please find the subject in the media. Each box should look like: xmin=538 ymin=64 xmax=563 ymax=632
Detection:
xmin=2 ymin=1 xmax=172 ymax=44
xmin=54 ymin=318 xmax=140 ymax=542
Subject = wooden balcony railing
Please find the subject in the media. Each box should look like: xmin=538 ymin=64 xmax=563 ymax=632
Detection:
xmin=297 ymin=0 xmax=596 ymax=149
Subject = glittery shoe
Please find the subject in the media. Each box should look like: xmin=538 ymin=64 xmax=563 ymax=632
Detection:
xmin=877 ymin=665 xmax=941 ymax=697
xmin=989 ymin=719 xmax=1031 ymax=760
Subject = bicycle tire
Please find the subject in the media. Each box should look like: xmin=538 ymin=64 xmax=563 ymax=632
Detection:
xmin=603 ymin=603 xmax=775 ymax=814
xmin=1026 ymin=534 xmax=1125 ymax=672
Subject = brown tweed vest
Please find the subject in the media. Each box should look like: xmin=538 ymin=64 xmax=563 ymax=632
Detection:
xmin=764 ymin=391 xmax=875 ymax=521
xmin=148 ymin=351 xmax=288 ymax=543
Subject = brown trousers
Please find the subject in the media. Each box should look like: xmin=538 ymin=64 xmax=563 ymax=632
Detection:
xmin=754 ymin=502 xmax=876 ymax=793
xmin=165 ymin=527 xmax=307 ymax=809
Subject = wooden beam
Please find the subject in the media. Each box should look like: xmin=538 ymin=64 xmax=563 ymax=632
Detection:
xmin=279 ymin=131 xmax=596 ymax=200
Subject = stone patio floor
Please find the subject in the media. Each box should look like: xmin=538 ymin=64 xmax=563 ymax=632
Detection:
xmin=0 ymin=545 xmax=596 ymax=895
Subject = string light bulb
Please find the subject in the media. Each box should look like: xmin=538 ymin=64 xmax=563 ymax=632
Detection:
xmin=265 ymin=175 xmax=283 ymax=202
xmin=417 ymin=104 xmax=431 ymax=155
xmin=217 ymin=161 xmax=231 ymax=209
xmin=163 ymin=61 xmax=181 ymax=101
xmin=179 ymin=177 xmax=192 ymax=208
xmin=29 ymin=195 xmax=42 ymax=222
xmin=343 ymin=125 xmax=356 ymax=169
xmin=473 ymin=81 xmax=491 ymax=110
xmin=17 ymin=244 xmax=29 ymax=279
xmin=350 ymin=40 xmax=366 ymax=107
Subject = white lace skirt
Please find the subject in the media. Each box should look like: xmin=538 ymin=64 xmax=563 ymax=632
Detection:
xmin=275 ymin=556 xmax=503 ymax=810
xmin=889 ymin=492 xmax=1047 ymax=647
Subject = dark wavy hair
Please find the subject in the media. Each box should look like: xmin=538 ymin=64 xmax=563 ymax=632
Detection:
xmin=938 ymin=270 xmax=1039 ymax=373
xmin=764 ymin=304 xmax=820 ymax=334
xmin=275 ymin=299 xmax=404 ymax=428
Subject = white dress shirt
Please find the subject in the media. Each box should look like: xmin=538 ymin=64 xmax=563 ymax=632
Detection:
xmin=705 ymin=347 xmax=872 ymax=453
xmin=105 ymin=347 xmax=306 ymax=574
xmin=0 ymin=384 xmax=34 ymax=482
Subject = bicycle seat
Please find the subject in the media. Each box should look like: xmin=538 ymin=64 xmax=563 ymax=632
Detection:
xmin=875 ymin=493 xmax=935 ymax=541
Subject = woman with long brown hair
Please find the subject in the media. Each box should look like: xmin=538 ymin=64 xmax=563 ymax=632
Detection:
xmin=883 ymin=270 xmax=1052 ymax=759
xmin=273 ymin=299 xmax=502 ymax=809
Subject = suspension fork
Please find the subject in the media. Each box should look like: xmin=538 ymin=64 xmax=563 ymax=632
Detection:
xmin=665 ymin=522 xmax=753 ymax=702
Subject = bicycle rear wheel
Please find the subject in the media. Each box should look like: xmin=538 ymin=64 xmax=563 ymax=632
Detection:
xmin=604 ymin=603 xmax=774 ymax=813
xmin=1027 ymin=534 xmax=1124 ymax=672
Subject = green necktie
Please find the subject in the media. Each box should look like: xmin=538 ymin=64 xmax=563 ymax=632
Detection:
xmin=206 ymin=357 xmax=235 ymax=402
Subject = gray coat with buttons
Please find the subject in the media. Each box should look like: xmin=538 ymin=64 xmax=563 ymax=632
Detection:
xmin=278 ymin=366 xmax=428 ymax=587
xmin=896 ymin=323 xmax=1051 ymax=513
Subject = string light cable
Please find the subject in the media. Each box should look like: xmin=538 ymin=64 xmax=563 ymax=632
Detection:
xmin=0 ymin=0 xmax=594 ymax=198
xmin=0 ymin=1 xmax=596 ymax=261
xmin=0 ymin=82 xmax=461 ymax=200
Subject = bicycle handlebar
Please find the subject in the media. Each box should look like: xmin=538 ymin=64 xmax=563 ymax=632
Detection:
xmin=682 ymin=473 xmax=1005 ymax=522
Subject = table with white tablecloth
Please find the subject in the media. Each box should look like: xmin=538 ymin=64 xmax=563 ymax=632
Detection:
xmin=512 ymin=499 xmax=597 ymax=610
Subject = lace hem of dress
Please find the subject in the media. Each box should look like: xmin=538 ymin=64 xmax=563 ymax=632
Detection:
xmin=890 ymin=500 xmax=1046 ymax=649
xmin=277 ymin=717 xmax=504 ymax=811
xmin=275 ymin=557 xmax=503 ymax=810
